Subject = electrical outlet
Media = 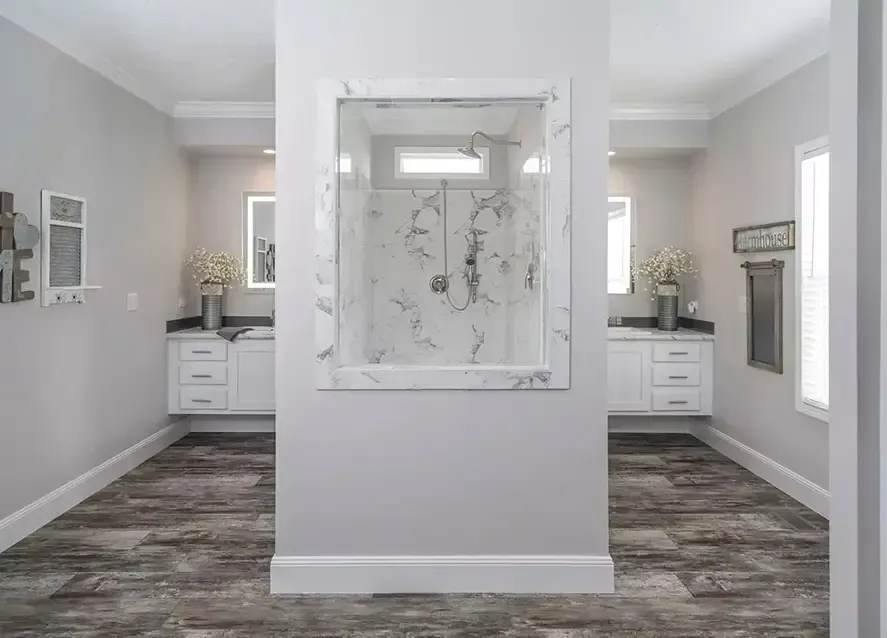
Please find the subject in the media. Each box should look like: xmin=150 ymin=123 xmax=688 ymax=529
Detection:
xmin=177 ymin=297 xmax=187 ymax=309
xmin=738 ymin=295 xmax=748 ymax=315
xmin=127 ymin=293 xmax=138 ymax=312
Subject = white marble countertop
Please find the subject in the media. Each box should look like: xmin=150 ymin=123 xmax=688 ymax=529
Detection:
xmin=607 ymin=327 xmax=714 ymax=341
xmin=167 ymin=327 xmax=275 ymax=341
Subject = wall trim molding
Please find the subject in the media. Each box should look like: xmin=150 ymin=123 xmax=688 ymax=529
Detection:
xmin=689 ymin=422 xmax=830 ymax=518
xmin=610 ymin=103 xmax=712 ymax=121
xmin=270 ymin=554 xmax=615 ymax=594
xmin=188 ymin=416 xmax=275 ymax=433
xmin=709 ymin=29 xmax=830 ymax=117
xmin=0 ymin=421 xmax=189 ymax=553
xmin=173 ymin=101 xmax=276 ymax=119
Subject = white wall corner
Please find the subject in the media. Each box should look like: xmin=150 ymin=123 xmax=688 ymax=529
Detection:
xmin=0 ymin=420 xmax=189 ymax=553
xmin=609 ymin=103 xmax=712 ymax=121
xmin=689 ymin=421 xmax=830 ymax=519
xmin=708 ymin=27 xmax=831 ymax=118
xmin=0 ymin=5 xmax=174 ymax=114
xmin=270 ymin=555 xmax=615 ymax=595
xmin=174 ymin=102 xmax=277 ymax=119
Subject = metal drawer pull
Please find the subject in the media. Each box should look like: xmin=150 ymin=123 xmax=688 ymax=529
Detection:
xmin=668 ymin=400 xmax=689 ymax=405
xmin=192 ymin=398 xmax=212 ymax=403
xmin=191 ymin=374 xmax=212 ymax=378
xmin=192 ymin=350 xmax=213 ymax=354
xmin=669 ymin=351 xmax=689 ymax=355
xmin=668 ymin=375 xmax=689 ymax=379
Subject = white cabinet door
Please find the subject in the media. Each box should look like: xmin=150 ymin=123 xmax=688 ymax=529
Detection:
xmin=231 ymin=341 xmax=275 ymax=412
xmin=607 ymin=342 xmax=652 ymax=412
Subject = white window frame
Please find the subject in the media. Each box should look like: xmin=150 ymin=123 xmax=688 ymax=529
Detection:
xmin=41 ymin=190 xmax=100 ymax=306
xmin=794 ymin=136 xmax=830 ymax=423
xmin=394 ymin=146 xmax=490 ymax=179
xmin=607 ymin=196 xmax=633 ymax=295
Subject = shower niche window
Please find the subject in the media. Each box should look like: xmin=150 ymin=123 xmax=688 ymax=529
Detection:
xmin=315 ymin=78 xmax=571 ymax=390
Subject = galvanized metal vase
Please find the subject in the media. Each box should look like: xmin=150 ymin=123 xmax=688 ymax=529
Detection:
xmin=656 ymin=283 xmax=680 ymax=331
xmin=200 ymin=283 xmax=223 ymax=331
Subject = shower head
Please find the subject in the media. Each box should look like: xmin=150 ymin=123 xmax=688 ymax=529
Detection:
xmin=459 ymin=130 xmax=522 ymax=162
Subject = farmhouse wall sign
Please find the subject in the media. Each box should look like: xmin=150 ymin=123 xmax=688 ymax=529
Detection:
xmin=0 ymin=191 xmax=40 ymax=303
xmin=733 ymin=221 xmax=795 ymax=253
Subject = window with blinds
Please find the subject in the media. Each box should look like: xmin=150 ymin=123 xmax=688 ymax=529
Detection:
xmin=796 ymin=139 xmax=829 ymax=421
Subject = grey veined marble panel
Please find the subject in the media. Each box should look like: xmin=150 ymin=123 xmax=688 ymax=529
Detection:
xmin=315 ymin=78 xmax=572 ymax=390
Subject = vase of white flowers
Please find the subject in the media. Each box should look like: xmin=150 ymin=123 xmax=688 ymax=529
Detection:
xmin=632 ymin=247 xmax=697 ymax=331
xmin=184 ymin=248 xmax=246 ymax=330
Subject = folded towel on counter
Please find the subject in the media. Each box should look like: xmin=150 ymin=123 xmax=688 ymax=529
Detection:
xmin=215 ymin=327 xmax=254 ymax=342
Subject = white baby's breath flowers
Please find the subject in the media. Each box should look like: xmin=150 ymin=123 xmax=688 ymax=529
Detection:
xmin=184 ymin=248 xmax=246 ymax=290
xmin=632 ymin=246 xmax=698 ymax=299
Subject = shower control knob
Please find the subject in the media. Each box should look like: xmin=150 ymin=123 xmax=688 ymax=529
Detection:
xmin=429 ymin=274 xmax=448 ymax=294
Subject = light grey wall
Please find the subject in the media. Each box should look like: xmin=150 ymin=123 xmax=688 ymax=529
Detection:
xmin=610 ymin=119 xmax=709 ymax=151
xmin=175 ymin=118 xmax=275 ymax=151
xmin=687 ymin=56 xmax=829 ymax=488
xmin=608 ymin=157 xmax=693 ymax=317
xmin=191 ymin=156 xmax=275 ymax=316
xmin=370 ymin=135 xmax=509 ymax=190
xmin=0 ymin=18 xmax=191 ymax=520
xmin=275 ymin=0 xmax=610 ymax=558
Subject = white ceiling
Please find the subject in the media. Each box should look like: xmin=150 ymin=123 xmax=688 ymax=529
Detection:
xmin=0 ymin=0 xmax=830 ymax=116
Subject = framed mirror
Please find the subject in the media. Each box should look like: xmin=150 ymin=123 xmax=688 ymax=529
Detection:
xmin=607 ymin=196 xmax=634 ymax=294
xmin=742 ymin=259 xmax=784 ymax=373
xmin=243 ymin=192 xmax=276 ymax=290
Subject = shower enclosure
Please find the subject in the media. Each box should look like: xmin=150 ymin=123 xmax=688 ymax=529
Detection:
xmin=315 ymin=79 xmax=571 ymax=389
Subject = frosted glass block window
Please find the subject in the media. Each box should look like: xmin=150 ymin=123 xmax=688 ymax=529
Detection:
xmin=41 ymin=191 xmax=89 ymax=305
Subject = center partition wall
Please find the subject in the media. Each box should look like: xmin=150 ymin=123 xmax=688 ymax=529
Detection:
xmin=274 ymin=0 xmax=610 ymax=595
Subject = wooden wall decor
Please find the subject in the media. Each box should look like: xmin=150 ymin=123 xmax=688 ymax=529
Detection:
xmin=0 ymin=192 xmax=40 ymax=303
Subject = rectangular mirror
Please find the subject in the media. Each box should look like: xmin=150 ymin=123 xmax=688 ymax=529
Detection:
xmin=743 ymin=259 xmax=784 ymax=373
xmin=608 ymin=196 xmax=633 ymax=294
xmin=243 ymin=192 xmax=276 ymax=290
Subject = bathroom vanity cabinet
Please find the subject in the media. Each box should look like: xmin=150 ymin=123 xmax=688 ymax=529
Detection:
xmin=167 ymin=330 xmax=275 ymax=415
xmin=607 ymin=329 xmax=714 ymax=415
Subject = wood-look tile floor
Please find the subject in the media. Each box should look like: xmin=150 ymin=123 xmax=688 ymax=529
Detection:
xmin=0 ymin=433 xmax=828 ymax=637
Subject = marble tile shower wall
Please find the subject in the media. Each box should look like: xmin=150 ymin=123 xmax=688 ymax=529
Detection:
xmin=354 ymin=187 xmax=541 ymax=366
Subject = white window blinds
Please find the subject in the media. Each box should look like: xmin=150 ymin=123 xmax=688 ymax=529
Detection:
xmin=797 ymin=142 xmax=829 ymax=420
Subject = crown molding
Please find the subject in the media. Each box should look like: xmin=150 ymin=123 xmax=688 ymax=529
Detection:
xmin=0 ymin=5 xmax=174 ymax=114
xmin=610 ymin=103 xmax=711 ymax=121
xmin=173 ymin=102 xmax=276 ymax=119
xmin=709 ymin=27 xmax=830 ymax=118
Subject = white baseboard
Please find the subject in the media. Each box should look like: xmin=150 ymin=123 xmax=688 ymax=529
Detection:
xmin=689 ymin=422 xmax=830 ymax=519
xmin=0 ymin=420 xmax=189 ymax=553
xmin=270 ymin=554 xmax=614 ymax=594
xmin=188 ymin=416 xmax=275 ymax=433
xmin=608 ymin=416 xmax=695 ymax=434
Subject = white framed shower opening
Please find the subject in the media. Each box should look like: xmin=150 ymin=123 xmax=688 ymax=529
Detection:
xmin=314 ymin=78 xmax=572 ymax=390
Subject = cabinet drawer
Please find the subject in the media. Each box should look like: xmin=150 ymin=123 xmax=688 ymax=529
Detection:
xmin=652 ymin=342 xmax=701 ymax=363
xmin=179 ymin=386 xmax=228 ymax=410
xmin=179 ymin=341 xmax=227 ymax=361
xmin=179 ymin=361 xmax=227 ymax=385
xmin=652 ymin=363 xmax=701 ymax=387
xmin=652 ymin=388 xmax=701 ymax=412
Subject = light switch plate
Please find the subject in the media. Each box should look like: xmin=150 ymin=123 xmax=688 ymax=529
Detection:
xmin=738 ymin=295 xmax=748 ymax=314
xmin=127 ymin=293 xmax=138 ymax=312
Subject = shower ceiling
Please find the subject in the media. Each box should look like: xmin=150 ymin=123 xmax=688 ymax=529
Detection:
xmin=359 ymin=105 xmax=522 ymax=136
